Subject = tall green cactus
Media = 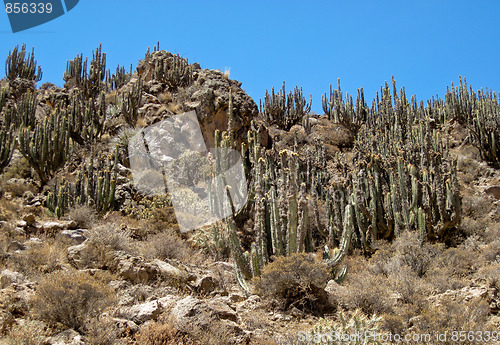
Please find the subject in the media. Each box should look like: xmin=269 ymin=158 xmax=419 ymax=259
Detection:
xmin=0 ymin=124 xmax=14 ymax=174
xmin=154 ymin=53 xmax=192 ymax=91
xmin=18 ymin=110 xmax=71 ymax=185
xmin=5 ymin=44 xmax=42 ymax=82
xmin=261 ymin=82 xmax=311 ymax=130
xmin=46 ymin=149 xmax=118 ymax=217
xmin=63 ymin=44 xmax=106 ymax=99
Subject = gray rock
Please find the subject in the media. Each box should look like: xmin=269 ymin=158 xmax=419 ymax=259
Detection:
xmin=59 ymin=229 xmax=87 ymax=244
xmin=195 ymin=275 xmax=220 ymax=294
xmin=0 ymin=269 xmax=25 ymax=288
xmin=7 ymin=240 xmax=25 ymax=252
xmin=46 ymin=329 xmax=83 ymax=345
xmin=152 ymin=259 xmax=188 ymax=283
xmin=118 ymin=299 xmax=163 ymax=324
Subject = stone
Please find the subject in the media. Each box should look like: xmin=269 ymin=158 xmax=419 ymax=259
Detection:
xmin=0 ymin=269 xmax=25 ymax=288
xmin=7 ymin=240 xmax=25 ymax=252
xmin=15 ymin=220 xmax=27 ymax=228
xmin=46 ymin=329 xmax=83 ymax=345
xmin=113 ymin=318 xmax=140 ymax=337
xmin=0 ymin=310 xmax=14 ymax=333
xmin=485 ymin=186 xmax=500 ymax=200
xmin=59 ymin=229 xmax=87 ymax=244
xmin=22 ymin=214 xmax=36 ymax=226
xmin=113 ymin=252 xmax=159 ymax=283
xmin=152 ymin=259 xmax=189 ymax=284
xmin=118 ymin=299 xmax=164 ymax=324
xmin=195 ymin=275 xmax=220 ymax=294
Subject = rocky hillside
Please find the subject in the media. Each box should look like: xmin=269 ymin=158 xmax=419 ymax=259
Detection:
xmin=0 ymin=44 xmax=498 ymax=344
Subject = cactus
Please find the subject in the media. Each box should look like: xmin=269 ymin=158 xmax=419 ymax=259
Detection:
xmin=18 ymin=110 xmax=71 ymax=185
xmin=121 ymin=78 xmax=143 ymax=127
xmin=64 ymin=44 xmax=106 ymax=99
xmin=154 ymin=54 xmax=192 ymax=91
xmin=108 ymin=64 xmax=132 ymax=90
xmin=261 ymin=82 xmax=311 ymax=130
xmin=5 ymin=44 xmax=42 ymax=83
xmin=68 ymin=91 xmax=106 ymax=145
xmin=46 ymin=149 xmax=118 ymax=217
xmin=0 ymin=124 xmax=14 ymax=174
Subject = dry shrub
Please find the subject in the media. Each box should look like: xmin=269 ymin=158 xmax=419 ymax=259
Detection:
xmin=412 ymin=300 xmax=493 ymax=345
xmin=481 ymin=239 xmax=500 ymax=263
xmin=10 ymin=239 xmax=67 ymax=277
xmin=332 ymin=268 xmax=393 ymax=316
xmin=87 ymin=222 xmax=136 ymax=253
xmin=462 ymin=194 xmax=492 ymax=219
xmin=256 ymin=253 xmax=330 ymax=313
xmin=4 ymin=319 xmax=49 ymax=345
xmin=391 ymin=232 xmax=441 ymax=277
xmin=425 ymin=246 xmax=475 ymax=293
xmin=135 ymin=320 xmax=189 ymax=345
xmin=141 ymin=231 xmax=197 ymax=262
xmin=388 ymin=265 xmax=428 ymax=307
xmin=83 ymin=316 xmax=117 ymax=345
xmin=68 ymin=205 xmax=98 ymax=229
xmin=31 ymin=270 xmax=114 ymax=332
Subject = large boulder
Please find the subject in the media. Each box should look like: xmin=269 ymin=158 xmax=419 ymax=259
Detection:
xmin=134 ymin=50 xmax=258 ymax=149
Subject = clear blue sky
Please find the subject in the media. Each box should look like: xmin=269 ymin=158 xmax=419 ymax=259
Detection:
xmin=1 ymin=1 xmax=499 ymax=113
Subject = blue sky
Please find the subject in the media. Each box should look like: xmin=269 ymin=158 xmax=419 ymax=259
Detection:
xmin=1 ymin=1 xmax=499 ymax=113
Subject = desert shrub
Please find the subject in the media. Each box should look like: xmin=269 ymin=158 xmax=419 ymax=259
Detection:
xmin=391 ymin=231 xmax=441 ymax=277
xmin=462 ymin=194 xmax=492 ymax=219
xmin=68 ymin=205 xmax=98 ymax=229
xmin=412 ymin=300 xmax=493 ymax=345
xmin=10 ymin=239 xmax=66 ymax=277
xmin=141 ymin=230 xmax=197 ymax=262
xmin=256 ymin=253 xmax=330 ymax=313
xmin=83 ymin=316 xmax=117 ymax=345
xmin=87 ymin=222 xmax=135 ymax=253
xmin=388 ymin=265 xmax=428 ymax=307
xmin=332 ymin=268 xmax=393 ymax=316
xmin=481 ymin=239 xmax=500 ymax=263
xmin=135 ymin=320 xmax=187 ymax=345
xmin=425 ymin=246 xmax=475 ymax=293
xmin=302 ymin=309 xmax=386 ymax=345
xmin=31 ymin=270 xmax=114 ymax=332
xmin=4 ymin=319 xmax=49 ymax=345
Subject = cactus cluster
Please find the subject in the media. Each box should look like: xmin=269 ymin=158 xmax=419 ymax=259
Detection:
xmin=121 ymin=78 xmax=143 ymax=127
xmin=0 ymin=124 xmax=14 ymax=174
xmin=154 ymin=54 xmax=193 ymax=91
xmin=46 ymin=150 xmax=118 ymax=217
xmin=63 ymin=44 xmax=107 ymax=98
xmin=219 ymin=123 xmax=351 ymax=290
xmin=67 ymin=91 xmax=106 ymax=145
xmin=5 ymin=44 xmax=42 ymax=83
xmin=261 ymin=82 xmax=312 ymax=131
xmin=446 ymin=77 xmax=500 ymax=166
xmin=18 ymin=110 xmax=71 ymax=185
xmin=107 ymin=65 xmax=133 ymax=91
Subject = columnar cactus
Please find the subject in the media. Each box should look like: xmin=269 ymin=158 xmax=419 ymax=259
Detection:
xmin=154 ymin=54 xmax=192 ymax=91
xmin=5 ymin=44 xmax=42 ymax=82
xmin=0 ymin=124 xmax=14 ymax=174
xmin=18 ymin=110 xmax=71 ymax=185
xmin=261 ymin=82 xmax=311 ymax=130
xmin=46 ymin=149 xmax=118 ymax=217
xmin=68 ymin=91 xmax=106 ymax=145
xmin=64 ymin=44 xmax=106 ymax=99
xmin=121 ymin=78 xmax=143 ymax=127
